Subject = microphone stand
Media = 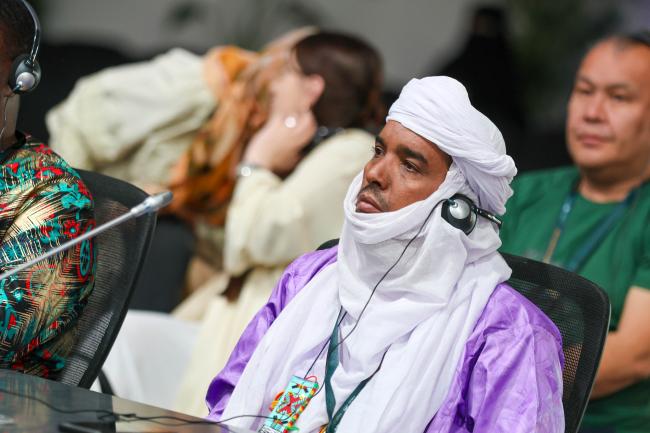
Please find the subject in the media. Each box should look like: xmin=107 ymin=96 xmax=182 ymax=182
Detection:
xmin=0 ymin=191 xmax=172 ymax=281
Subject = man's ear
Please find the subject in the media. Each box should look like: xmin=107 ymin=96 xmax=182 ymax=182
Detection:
xmin=304 ymin=74 xmax=325 ymax=107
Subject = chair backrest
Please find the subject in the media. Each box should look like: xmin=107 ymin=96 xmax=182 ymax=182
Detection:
xmin=501 ymin=252 xmax=610 ymax=433
xmin=58 ymin=169 xmax=156 ymax=388
xmin=316 ymin=240 xmax=611 ymax=433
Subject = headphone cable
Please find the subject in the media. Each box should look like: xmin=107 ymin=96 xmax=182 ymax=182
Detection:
xmin=303 ymin=199 xmax=443 ymax=378
xmin=0 ymin=200 xmax=444 ymax=431
xmin=331 ymin=199 xmax=442 ymax=353
xmin=0 ymin=97 xmax=11 ymax=145
xmin=0 ymin=385 xmax=288 ymax=428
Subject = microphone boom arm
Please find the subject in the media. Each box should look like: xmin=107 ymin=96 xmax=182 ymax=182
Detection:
xmin=0 ymin=191 xmax=172 ymax=282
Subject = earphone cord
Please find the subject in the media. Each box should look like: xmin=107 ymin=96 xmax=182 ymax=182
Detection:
xmin=7 ymin=199 xmax=446 ymax=430
xmin=330 ymin=199 xmax=443 ymax=354
xmin=302 ymin=199 xmax=445 ymax=379
xmin=0 ymin=385 xmax=286 ymax=427
xmin=0 ymin=97 xmax=10 ymax=145
xmin=3 ymin=199 xmax=449 ymax=431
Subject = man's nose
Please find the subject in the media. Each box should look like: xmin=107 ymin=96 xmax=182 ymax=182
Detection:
xmin=583 ymin=93 xmax=607 ymax=123
xmin=364 ymin=157 xmax=390 ymax=189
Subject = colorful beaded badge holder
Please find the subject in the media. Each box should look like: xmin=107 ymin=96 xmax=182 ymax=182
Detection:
xmin=259 ymin=376 xmax=319 ymax=433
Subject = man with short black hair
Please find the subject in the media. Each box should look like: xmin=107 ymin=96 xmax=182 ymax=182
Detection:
xmin=0 ymin=0 xmax=96 ymax=378
xmin=501 ymin=30 xmax=650 ymax=433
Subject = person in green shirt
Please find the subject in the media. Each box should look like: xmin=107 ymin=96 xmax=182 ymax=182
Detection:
xmin=500 ymin=30 xmax=650 ymax=433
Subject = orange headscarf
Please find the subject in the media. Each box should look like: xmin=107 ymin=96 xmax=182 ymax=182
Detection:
xmin=166 ymin=28 xmax=316 ymax=226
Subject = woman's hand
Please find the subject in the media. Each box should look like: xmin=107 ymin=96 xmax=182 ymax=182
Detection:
xmin=140 ymin=183 xmax=168 ymax=196
xmin=242 ymin=111 xmax=317 ymax=175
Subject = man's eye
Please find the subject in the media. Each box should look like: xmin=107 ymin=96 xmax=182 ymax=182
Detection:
xmin=403 ymin=161 xmax=419 ymax=173
xmin=574 ymin=86 xmax=592 ymax=95
xmin=611 ymin=93 xmax=629 ymax=102
xmin=372 ymin=145 xmax=384 ymax=157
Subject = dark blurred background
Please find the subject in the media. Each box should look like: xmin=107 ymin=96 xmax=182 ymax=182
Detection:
xmin=20 ymin=0 xmax=650 ymax=173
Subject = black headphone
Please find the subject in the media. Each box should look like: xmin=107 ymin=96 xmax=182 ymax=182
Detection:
xmin=441 ymin=194 xmax=502 ymax=235
xmin=8 ymin=0 xmax=41 ymax=94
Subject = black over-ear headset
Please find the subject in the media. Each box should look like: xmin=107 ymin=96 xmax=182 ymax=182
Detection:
xmin=441 ymin=194 xmax=502 ymax=235
xmin=8 ymin=0 xmax=41 ymax=94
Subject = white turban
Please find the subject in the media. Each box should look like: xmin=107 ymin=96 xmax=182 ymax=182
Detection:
xmin=387 ymin=76 xmax=517 ymax=215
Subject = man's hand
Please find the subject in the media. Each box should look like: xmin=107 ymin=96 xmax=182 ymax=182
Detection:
xmin=591 ymin=286 xmax=650 ymax=399
xmin=242 ymin=112 xmax=317 ymax=175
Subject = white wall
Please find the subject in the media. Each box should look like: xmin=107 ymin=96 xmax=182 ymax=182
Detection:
xmin=41 ymin=0 xmax=504 ymax=89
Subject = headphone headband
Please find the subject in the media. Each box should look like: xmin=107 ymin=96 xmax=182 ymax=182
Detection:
xmin=21 ymin=0 xmax=41 ymax=66
xmin=8 ymin=0 xmax=42 ymax=94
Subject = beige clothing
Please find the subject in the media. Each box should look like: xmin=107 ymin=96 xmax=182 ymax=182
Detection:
xmin=46 ymin=48 xmax=216 ymax=187
xmin=171 ymin=129 xmax=373 ymax=416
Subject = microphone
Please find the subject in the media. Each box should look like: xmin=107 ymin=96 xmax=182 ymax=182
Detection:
xmin=474 ymin=207 xmax=503 ymax=228
xmin=130 ymin=191 xmax=173 ymax=217
xmin=0 ymin=191 xmax=172 ymax=282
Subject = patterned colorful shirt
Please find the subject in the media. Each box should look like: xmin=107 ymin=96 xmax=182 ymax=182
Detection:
xmin=0 ymin=133 xmax=96 ymax=379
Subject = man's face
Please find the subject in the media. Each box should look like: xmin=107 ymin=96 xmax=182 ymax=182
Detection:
xmin=356 ymin=120 xmax=451 ymax=213
xmin=566 ymin=40 xmax=650 ymax=174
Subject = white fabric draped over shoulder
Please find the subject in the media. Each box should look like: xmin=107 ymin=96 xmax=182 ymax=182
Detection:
xmin=387 ymin=76 xmax=517 ymax=215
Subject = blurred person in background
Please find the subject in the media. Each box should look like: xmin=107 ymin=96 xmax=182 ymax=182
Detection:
xmin=46 ymin=28 xmax=312 ymax=193
xmin=95 ymin=31 xmax=385 ymax=416
xmin=500 ymin=30 xmax=650 ymax=433
xmin=46 ymin=28 xmax=314 ymax=311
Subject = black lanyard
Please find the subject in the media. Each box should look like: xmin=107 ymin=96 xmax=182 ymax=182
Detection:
xmin=543 ymin=181 xmax=640 ymax=272
xmin=323 ymin=315 xmax=385 ymax=433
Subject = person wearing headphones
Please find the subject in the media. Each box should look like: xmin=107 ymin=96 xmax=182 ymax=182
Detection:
xmin=207 ymin=77 xmax=564 ymax=433
xmin=0 ymin=0 xmax=96 ymax=379
xmin=500 ymin=31 xmax=650 ymax=433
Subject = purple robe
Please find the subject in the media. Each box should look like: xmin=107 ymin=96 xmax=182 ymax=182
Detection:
xmin=206 ymin=247 xmax=564 ymax=432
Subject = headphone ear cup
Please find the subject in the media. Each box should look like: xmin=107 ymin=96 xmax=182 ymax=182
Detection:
xmin=441 ymin=194 xmax=478 ymax=235
xmin=9 ymin=54 xmax=41 ymax=94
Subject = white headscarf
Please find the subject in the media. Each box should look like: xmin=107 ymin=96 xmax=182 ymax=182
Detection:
xmin=222 ymin=77 xmax=517 ymax=433
xmin=387 ymin=76 xmax=517 ymax=214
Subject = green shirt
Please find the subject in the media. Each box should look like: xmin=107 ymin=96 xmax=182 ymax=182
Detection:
xmin=500 ymin=166 xmax=650 ymax=433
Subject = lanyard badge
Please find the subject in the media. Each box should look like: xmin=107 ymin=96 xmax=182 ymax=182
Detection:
xmin=259 ymin=376 xmax=319 ymax=433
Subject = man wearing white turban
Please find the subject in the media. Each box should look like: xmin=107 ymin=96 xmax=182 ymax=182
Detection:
xmin=205 ymin=76 xmax=564 ymax=433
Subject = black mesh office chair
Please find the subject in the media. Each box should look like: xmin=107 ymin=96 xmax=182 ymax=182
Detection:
xmin=316 ymin=241 xmax=611 ymax=433
xmin=501 ymin=253 xmax=610 ymax=433
xmin=57 ymin=170 xmax=156 ymax=388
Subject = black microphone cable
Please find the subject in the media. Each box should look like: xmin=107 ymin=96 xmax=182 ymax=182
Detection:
xmin=303 ymin=199 xmax=444 ymax=379
xmin=298 ymin=198 xmax=445 ymax=413
xmin=0 ymin=200 xmax=446 ymax=431
xmin=0 ymin=385 xmax=289 ymax=428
